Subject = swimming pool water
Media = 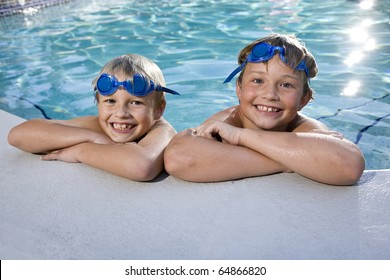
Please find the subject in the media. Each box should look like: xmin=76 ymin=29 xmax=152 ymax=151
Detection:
xmin=0 ymin=0 xmax=389 ymax=170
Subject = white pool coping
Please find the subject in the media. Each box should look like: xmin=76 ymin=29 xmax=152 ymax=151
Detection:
xmin=0 ymin=109 xmax=389 ymax=260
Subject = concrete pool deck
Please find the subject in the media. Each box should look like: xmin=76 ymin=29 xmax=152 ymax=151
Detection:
xmin=0 ymin=109 xmax=389 ymax=260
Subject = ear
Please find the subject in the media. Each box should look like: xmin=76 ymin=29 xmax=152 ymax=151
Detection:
xmin=236 ymin=80 xmax=242 ymax=102
xmin=298 ymin=89 xmax=312 ymax=111
xmin=154 ymin=99 xmax=166 ymax=120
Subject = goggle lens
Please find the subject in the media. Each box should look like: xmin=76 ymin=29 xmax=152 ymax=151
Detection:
xmin=224 ymin=42 xmax=309 ymax=83
xmin=250 ymin=43 xmax=280 ymax=61
xmin=96 ymin=75 xmax=115 ymax=95
xmin=132 ymin=74 xmax=150 ymax=96
xmin=96 ymin=73 xmax=180 ymax=97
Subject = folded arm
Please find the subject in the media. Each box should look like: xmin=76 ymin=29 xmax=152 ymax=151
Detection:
xmin=7 ymin=117 xmax=110 ymax=154
xmin=8 ymin=116 xmax=176 ymax=181
xmin=164 ymin=128 xmax=288 ymax=182
xmin=197 ymin=121 xmax=365 ymax=185
xmin=41 ymin=119 xmax=176 ymax=181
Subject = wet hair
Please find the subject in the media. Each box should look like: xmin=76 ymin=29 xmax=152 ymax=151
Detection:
xmin=236 ymin=34 xmax=318 ymax=96
xmin=92 ymin=54 xmax=166 ymax=107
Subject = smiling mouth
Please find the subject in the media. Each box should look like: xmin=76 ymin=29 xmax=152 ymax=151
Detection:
xmin=111 ymin=122 xmax=135 ymax=132
xmin=256 ymin=105 xmax=281 ymax=113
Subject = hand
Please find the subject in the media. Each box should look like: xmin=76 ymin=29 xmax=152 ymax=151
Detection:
xmin=91 ymin=133 xmax=116 ymax=145
xmin=41 ymin=145 xmax=82 ymax=163
xmin=310 ymin=129 xmax=344 ymax=139
xmin=194 ymin=120 xmax=242 ymax=145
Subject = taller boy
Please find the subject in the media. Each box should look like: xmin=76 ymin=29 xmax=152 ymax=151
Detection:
xmin=165 ymin=34 xmax=365 ymax=185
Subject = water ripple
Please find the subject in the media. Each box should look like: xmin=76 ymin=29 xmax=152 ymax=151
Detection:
xmin=0 ymin=0 xmax=389 ymax=169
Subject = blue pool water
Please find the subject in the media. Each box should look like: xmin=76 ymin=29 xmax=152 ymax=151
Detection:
xmin=0 ymin=0 xmax=389 ymax=170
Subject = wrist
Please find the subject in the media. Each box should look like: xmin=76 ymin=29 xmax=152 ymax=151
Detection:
xmin=73 ymin=142 xmax=87 ymax=162
xmin=88 ymin=130 xmax=110 ymax=144
xmin=238 ymin=128 xmax=251 ymax=147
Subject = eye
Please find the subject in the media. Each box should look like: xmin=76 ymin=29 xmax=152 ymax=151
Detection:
xmin=103 ymin=98 xmax=116 ymax=104
xmin=130 ymin=100 xmax=144 ymax=106
xmin=280 ymin=82 xmax=294 ymax=88
xmin=252 ymin=78 xmax=264 ymax=84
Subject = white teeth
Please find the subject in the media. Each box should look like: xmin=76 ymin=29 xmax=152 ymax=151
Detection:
xmin=257 ymin=105 xmax=280 ymax=112
xmin=113 ymin=123 xmax=132 ymax=130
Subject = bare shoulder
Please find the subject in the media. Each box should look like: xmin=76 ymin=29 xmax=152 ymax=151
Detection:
xmin=290 ymin=114 xmax=329 ymax=132
xmin=202 ymin=106 xmax=238 ymax=124
xmin=151 ymin=118 xmax=176 ymax=134
xmin=137 ymin=117 xmax=176 ymax=147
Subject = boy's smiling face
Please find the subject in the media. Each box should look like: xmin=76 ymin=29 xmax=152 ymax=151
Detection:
xmin=236 ymin=55 xmax=311 ymax=131
xmin=97 ymin=73 xmax=164 ymax=143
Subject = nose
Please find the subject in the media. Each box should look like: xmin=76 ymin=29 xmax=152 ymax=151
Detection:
xmin=115 ymin=103 xmax=131 ymax=118
xmin=262 ymin=84 xmax=279 ymax=101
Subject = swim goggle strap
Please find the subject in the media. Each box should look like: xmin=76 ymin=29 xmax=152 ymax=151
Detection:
xmin=223 ymin=42 xmax=309 ymax=84
xmin=96 ymin=73 xmax=180 ymax=97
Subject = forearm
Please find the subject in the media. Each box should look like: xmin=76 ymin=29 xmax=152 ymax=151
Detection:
xmin=8 ymin=119 xmax=101 ymax=153
xmin=239 ymin=129 xmax=365 ymax=185
xmin=74 ymin=142 xmax=163 ymax=181
xmin=164 ymin=130 xmax=286 ymax=182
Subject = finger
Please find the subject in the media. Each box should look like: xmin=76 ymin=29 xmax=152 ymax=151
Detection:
xmin=212 ymin=132 xmax=223 ymax=142
xmin=198 ymin=127 xmax=215 ymax=138
xmin=311 ymin=129 xmax=344 ymax=139
xmin=195 ymin=120 xmax=219 ymax=136
xmin=41 ymin=152 xmax=59 ymax=161
xmin=194 ymin=124 xmax=208 ymax=136
xmin=324 ymin=130 xmax=344 ymax=139
xmin=326 ymin=131 xmax=343 ymax=139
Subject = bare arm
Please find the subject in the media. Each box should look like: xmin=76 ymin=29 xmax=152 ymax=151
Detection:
xmin=164 ymin=129 xmax=287 ymax=182
xmin=198 ymin=121 xmax=365 ymax=185
xmin=7 ymin=117 xmax=111 ymax=154
xmin=41 ymin=119 xmax=176 ymax=181
xmin=164 ymin=105 xmax=287 ymax=182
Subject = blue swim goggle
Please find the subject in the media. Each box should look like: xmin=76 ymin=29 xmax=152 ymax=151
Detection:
xmin=96 ymin=73 xmax=180 ymax=97
xmin=223 ymin=42 xmax=309 ymax=84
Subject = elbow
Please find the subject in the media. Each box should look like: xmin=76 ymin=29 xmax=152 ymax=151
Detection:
xmin=7 ymin=129 xmax=15 ymax=146
xmin=163 ymin=144 xmax=183 ymax=177
xmin=311 ymin=148 xmax=366 ymax=186
xmin=7 ymin=127 xmax=21 ymax=148
xmin=333 ymin=151 xmax=366 ymax=186
xmin=342 ymin=153 xmax=365 ymax=185
xmin=164 ymin=141 xmax=194 ymax=180
xmin=7 ymin=126 xmax=42 ymax=154
xmin=131 ymin=157 xmax=162 ymax=182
